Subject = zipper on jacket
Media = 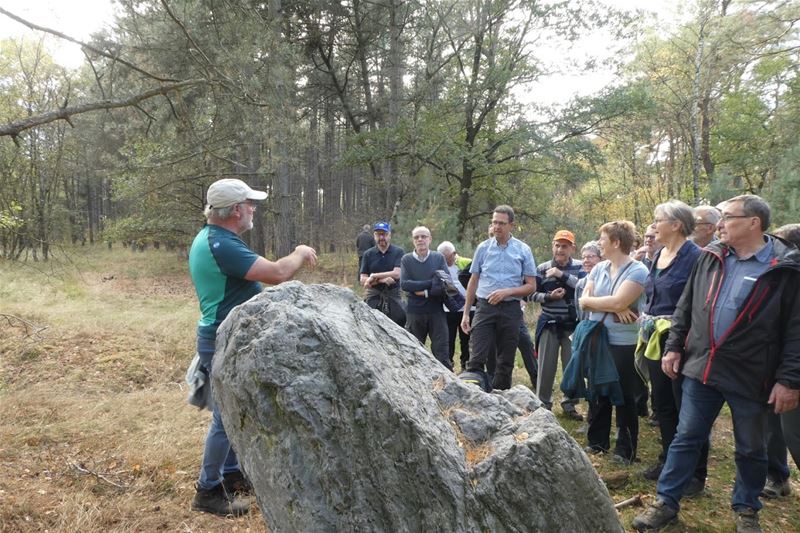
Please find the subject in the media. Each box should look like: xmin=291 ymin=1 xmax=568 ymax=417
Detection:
xmin=704 ymin=271 xmax=717 ymax=309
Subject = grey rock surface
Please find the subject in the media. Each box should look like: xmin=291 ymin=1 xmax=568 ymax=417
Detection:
xmin=213 ymin=281 xmax=622 ymax=533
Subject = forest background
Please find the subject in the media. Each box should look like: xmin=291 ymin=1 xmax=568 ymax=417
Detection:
xmin=1 ymin=0 xmax=799 ymax=262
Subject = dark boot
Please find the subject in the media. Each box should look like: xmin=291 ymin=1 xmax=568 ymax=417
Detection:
xmin=191 ymin=483 xmax=250 ymax=516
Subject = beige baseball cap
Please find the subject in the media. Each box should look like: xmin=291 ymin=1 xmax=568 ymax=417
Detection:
xmin=206 ymin=179 xmax=267 ymax=208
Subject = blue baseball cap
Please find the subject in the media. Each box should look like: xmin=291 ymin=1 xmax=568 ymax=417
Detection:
xmin=373 ymin=221 xmax=391 ymax=232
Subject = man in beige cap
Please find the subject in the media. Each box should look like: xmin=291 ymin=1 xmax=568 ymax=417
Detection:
xmin=188 ymin=178 xmax=317 ymax=516
xmin=533 ymin=230 xmax=586 ymax=420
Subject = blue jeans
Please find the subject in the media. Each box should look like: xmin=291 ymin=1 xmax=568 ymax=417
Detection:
xmin=657 ymin=377 xmax=768 ymax=512
xmin=196 ymin=336 xmax=240 ymax=490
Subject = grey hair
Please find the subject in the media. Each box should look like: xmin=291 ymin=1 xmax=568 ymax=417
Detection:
xmin=728 ymin=194 xmax=771 ymax=231
xmin=775 ymin=224 xmax=800 ymax=248
xmin=437 ymin=241 xmax=455 ymax=254
xmin=581 ymin=241 xmax=601 ymax=257
xmin=693 ymin=205 xmax=721 ymax=225
xmin=204 ymin=204 xmax=236 ymax=220
xmin=493 ymin=205 xmax=515 ymax=223
xmin=363 ymin=224 xmax=371 ymax=231
xmin=655 ymin=199 xmax=695 ymax=236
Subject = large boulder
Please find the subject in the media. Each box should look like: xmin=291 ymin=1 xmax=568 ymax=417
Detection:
xmin=212 ymin=282 xmax=622 ymax=532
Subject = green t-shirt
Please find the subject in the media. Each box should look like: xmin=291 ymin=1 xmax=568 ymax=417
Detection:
xmin=189 ymin=224 xmax=261 ymax=339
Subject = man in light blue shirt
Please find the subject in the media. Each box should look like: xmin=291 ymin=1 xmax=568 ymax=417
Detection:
xmin=461 ymin=205 xmax=537 ymax=390
xmin=712 ymin=238 xmax=772 ymax=342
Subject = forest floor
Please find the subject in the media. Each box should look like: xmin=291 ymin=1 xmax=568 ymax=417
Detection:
xmin=1 ymin=247 xmax=798 ymax=532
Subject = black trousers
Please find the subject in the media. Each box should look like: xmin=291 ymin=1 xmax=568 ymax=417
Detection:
xmin=467 ymin=299 xmax=521 ymax=390
xmin=517 ymin=322 xmax=538 ymax=388
xmin=645 ymin=356 xmax=709 ymax=480
xmin=587 ymin=344 xmax=640 ymax=461
xmin=406 ymin=311 xmax=451 ymax=370
xmin=446 ymin=310 xmax=473 ymax=370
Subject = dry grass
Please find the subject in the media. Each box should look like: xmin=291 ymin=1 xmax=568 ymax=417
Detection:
xmin=0 ymin=247 xmax=266 ymax=532
xmin=1 ymin=246 xmax=798 ymax=532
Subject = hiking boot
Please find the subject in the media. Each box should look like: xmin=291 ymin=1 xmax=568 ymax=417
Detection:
xmin=584 ymin=445 xmax=606 ymax=455
xmin=632 ymin=500 xmax=678 ymax=531
xmin=563 ymin=408 xmax=583 ymax=422
xmin=222 ymin=470 xmax=253 ymax=496
xmin=191 ymin=483 xmax=251 ymax=517
xmin=459 ymin=370 xmax=492 ymax=392
xmin=612 ymin=454 xmax=633 ymax=466
xmin=642 ymin=463 xmax=663 ymax=481
xmin=760 ymin=477 xmax=791 ymax=498
xmin=683 ymin=477 xmax=705 ymax=498
xmin=735 ymin=508 xmax=761 ymax=533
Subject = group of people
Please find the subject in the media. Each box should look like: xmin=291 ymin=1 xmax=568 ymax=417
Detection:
xmin=359 ymin=207 xmax=539 ymax=391
xmin=185 ymin=178 xmax=799 ymax=533
xmin=358 ymin=198 xmax=799 ymax=533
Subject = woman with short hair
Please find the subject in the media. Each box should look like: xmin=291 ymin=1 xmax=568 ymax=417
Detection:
xmin=639 ymin=200 xmax=707 ymax=495
xmin=579 ymin=220 xmax=649 ymax=463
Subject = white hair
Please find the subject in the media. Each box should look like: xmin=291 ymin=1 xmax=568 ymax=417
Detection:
xmin=437 ymin=241 xmax=455 ymax=254
xmin=204 ymin=204 xmax=236 ymax=220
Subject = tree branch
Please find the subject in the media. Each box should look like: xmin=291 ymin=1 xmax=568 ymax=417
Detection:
xmin=1 ymin=313 xmax=49 ymax=338
xmin=0 ymin=79 xmax=206 ymax=138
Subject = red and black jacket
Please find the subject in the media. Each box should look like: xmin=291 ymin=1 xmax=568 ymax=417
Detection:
xmin=664 ymin=235 xmax=800 ymax=402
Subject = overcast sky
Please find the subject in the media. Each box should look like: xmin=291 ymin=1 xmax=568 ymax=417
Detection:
xmin=0 ymin=0 xmax=687 ymax=107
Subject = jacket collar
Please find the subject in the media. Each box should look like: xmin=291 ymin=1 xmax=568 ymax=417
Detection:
xmin=706 ymin=234 xmax=800 ymax=270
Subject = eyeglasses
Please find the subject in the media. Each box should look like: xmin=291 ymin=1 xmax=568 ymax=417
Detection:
xmin=237 ymin=201 xmax=256 ymax=210
xmin=412 ymin=234 xmax=430 ymax=240
xmin=653 ymin=218 xmax=671 ymax=224
xmin=720 ymin=214 xmax=751 ymax=222
xmin=695 ymin=221 xmax=714 ymax=227
xmin=581 ymin=254 xmax=598 ymax=260
xmin=644 ymin=235 xmax=656 ymax=240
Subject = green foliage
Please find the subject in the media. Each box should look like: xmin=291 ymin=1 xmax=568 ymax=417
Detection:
xmin=0 ymin=202 xmax=22 ymax=231
xmin=2 ymin=0 xmax=799 ymax=261
xmin=764 ymin=142 xmax=800 ymax=226
xmin=103 ymin=212 xmax=195 ymax=248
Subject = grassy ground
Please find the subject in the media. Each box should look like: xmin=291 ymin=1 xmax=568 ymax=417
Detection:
xmin=0 ymin=246 xmax=797 ymax=532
